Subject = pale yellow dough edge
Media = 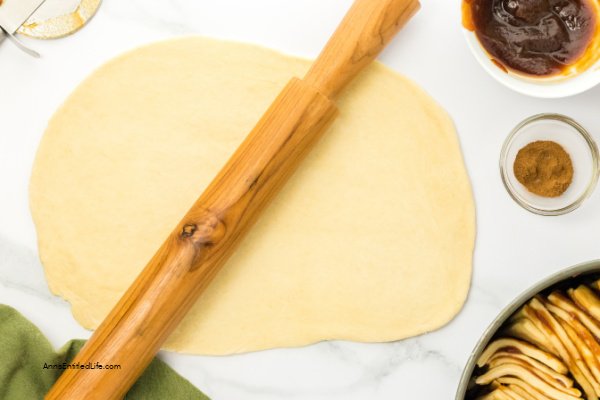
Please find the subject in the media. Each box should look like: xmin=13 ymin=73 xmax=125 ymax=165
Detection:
xmin=30 ymin=37 xmax=476 ymax=355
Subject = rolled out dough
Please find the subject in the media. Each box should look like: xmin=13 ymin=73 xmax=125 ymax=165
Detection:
xmin=30 ymin=37 xmax=475 ymax=355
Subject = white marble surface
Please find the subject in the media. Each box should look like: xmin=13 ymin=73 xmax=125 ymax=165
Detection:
xmin=1 ymin=1 xmax=600 ymax=399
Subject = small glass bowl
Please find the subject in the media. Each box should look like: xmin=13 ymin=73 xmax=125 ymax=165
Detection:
xmin=500 ymin=113 xmax=599 ymax=216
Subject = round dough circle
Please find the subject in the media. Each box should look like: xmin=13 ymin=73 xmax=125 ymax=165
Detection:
xmin=30 ymin=37 xmax=475 ymax=355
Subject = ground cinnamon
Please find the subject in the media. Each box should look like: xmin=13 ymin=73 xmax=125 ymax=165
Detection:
xmin=513 ymin=141 xmax=573 ymax=197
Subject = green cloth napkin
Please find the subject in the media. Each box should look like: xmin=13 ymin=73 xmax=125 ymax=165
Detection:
xmin=0 ymin=304 xmax=210 ymax=400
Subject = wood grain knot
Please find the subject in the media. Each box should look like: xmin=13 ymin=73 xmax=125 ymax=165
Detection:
xmin=181 ymin=224 xmax=197 ymax=237
xmin=179 ymin=215 xmax=226 ymax=249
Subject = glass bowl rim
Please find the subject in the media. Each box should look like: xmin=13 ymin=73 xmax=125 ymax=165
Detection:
xmin=499 ymin=113 xmax=600 ymax=216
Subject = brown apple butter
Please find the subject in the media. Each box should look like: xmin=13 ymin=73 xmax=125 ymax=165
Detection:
xmin=465 ymin=0 xmax=597 ymax=76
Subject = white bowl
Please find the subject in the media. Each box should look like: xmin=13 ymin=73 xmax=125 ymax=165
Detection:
xmin=463 ymin=29 xmax=600 ymax=98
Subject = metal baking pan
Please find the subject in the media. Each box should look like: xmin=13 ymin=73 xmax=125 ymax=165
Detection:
xmin=455 ymin=259 xmax=600 ymax=399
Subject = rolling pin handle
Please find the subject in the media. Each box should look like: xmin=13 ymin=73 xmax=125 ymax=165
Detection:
xmin=303 ymin=0 xmax=420 ymax=99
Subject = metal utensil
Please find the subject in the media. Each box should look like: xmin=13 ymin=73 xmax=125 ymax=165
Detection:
xmin=0 ymin=0 xmax=46 ymax=57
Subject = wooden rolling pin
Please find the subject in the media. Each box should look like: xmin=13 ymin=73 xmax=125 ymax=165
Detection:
xmin=46 ymin=0 xmax=419 ymax=398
